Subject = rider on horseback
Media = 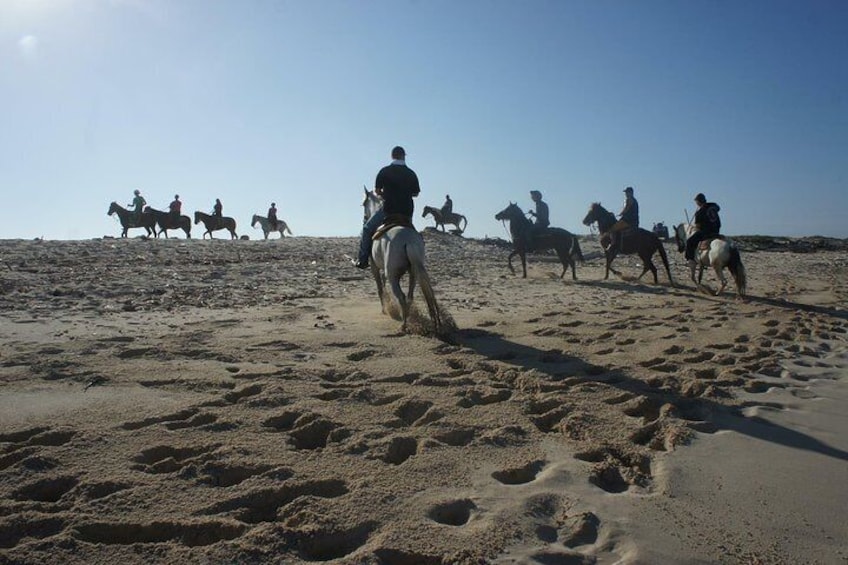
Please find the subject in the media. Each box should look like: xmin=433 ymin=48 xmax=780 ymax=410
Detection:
xmin=169 ymin=194 xmax=182 ymax=224
xmin=129 ymin=189 xmax=146 ymax=225
xmin=685 ymin=193 xmax=721 ymax=263
xmin=527 ymin=190 xmax=549 ymax=243
xmin=212 ymin=198 xmax=223 ymax=229
xmin=607 ymin=186 xmax=639 ymax=252
xmin=268 ymin=202 xmax=278 ymax=230
xmin=353 ymin=146 xmax=421 ymax=269
xmin=441 ymin=194 xmax=453 ymax=216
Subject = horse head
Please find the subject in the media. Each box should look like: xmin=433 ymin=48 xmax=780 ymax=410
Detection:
xmin=362 ymin=188 xmax=382 ymax=222
xmin=582 ymin=203 xmax=601 ymax=226
xmin=495 ymin=202 xmax=522 ymax=222
xmin=251 ymin=215 xmax=259 ymax=227
xmin=193 ymin=211 xmax=202 ymax=225
xmin=108 ymin=202 xmax=120 ymax=216
xmin=673 ymin=223 xmax=693 ymax=252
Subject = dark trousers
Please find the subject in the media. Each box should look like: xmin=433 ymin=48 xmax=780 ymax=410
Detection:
xmin=685 ymin=232 xmax=708 ymax=260
xmin=358 ymin=208 xmax=386 ymax=264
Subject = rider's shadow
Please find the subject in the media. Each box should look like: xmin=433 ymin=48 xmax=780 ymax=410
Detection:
xmin=455 ymin=328 xmax=848 ymax=462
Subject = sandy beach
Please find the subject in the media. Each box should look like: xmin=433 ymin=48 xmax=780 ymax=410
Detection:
xmin=1 ymin=232 xmax=846 ymax=564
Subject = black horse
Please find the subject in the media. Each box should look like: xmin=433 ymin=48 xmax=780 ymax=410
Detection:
xmin=495 ymin=202 xmax=583 ymax=279
xmin=146 ymin=207 xmax=191 ymax=239
xmin=582 ymin=202 xmax=674 ymax=285
xmin=194 ymin=211 xmax=238 ymax=239
xmin=107 ymin=202 xmax=156 ymax=238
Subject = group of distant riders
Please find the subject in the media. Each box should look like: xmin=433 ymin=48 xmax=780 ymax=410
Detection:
xmin=126 ymin=190 xmax=281 ymax=231
xmin=527 ymin=185 xmax=721 ymax=266
xmin=129 ymin=145 xmax=721 ymax=272
xmin=353 ymin=145 xmax=722 ymax=272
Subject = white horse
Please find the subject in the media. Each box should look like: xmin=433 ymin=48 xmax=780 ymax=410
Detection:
xmin=251 ymin=214 xmax=292 ymax=240
xmin=362 ymin=188 xmax=441 ymax=332
xmin=674 ymin=223 xmax=747 ymax=297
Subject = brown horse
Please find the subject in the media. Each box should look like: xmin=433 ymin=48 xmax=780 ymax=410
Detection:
xmin=147 ymin=207 xmax=191 ymax=239
xmin=107 ymin=202 xmax=156 ymax=238
xmin=494 ymin=202 xmax=583 ymax=279
xmin=194 ymin=211 xmax=238 ymax=240
xmin=582 ymin=202 xmax=674 ymax=285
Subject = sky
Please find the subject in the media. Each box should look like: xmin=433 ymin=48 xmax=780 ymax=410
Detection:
xmin=1 ymin=0 xmax=846 ymax=241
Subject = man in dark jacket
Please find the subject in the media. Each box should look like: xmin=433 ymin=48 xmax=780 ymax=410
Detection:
xmin=686 ymin=192 xmax=722 ymax=261
xmin=528 ymin=190 xmax=549 ymax=230
xmin=353 ymin=146 xmax=421 ymax=269
xmin=607 ymin=186 xmax=639 ymax=252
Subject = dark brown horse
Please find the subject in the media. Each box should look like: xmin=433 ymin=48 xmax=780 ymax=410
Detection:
xmin=194 ymin=211 xmax=238 ymax=240
xmin=107 ymin=202 xmax=156 ymax=238
xmin=495 ymin=202 xmax=583 ymax=279
xmin=147 ymin=207 xmax=191 ymax=239
xmin=582 ymin=202 xmax=674 ymax=285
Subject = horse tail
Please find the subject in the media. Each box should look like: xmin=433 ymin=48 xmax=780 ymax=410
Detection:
xmin=728 ymin=246 xmax=747 ymax=296
xmin=571 ymin=236 xmax=584 ymax=264
xmin=407 ymin=243 xmax=441 ymax=332
xmin=656 ymin=239 xmax=674 ymax=285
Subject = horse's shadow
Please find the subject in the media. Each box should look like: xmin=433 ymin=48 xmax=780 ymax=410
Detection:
xmin=455 ymin=328 xmax=848 ymax=462
xmin=571 ymin=278 xmax=673 ymax=296
xmin=745 ymin=295 xmax=848 ymax=321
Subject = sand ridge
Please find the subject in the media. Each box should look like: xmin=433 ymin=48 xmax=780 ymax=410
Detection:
xmin=0 ymin=233 xmax=846 ymax=564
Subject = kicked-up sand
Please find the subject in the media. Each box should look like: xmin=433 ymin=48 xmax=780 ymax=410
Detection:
xmin=0 ymin=232 xmax=846 ymax=564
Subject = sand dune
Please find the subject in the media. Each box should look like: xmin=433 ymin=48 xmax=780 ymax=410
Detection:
xmin=0 ymin=232 xmax=846 ymax=564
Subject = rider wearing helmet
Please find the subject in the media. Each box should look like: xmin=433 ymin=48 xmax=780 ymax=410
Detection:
xmin=686 ymin=193 xmax=722 ymax=262
xmin=607 ymin=186 xmax=639 ymax=252
xmin=129 ymin=189 xmax=147 ymax=225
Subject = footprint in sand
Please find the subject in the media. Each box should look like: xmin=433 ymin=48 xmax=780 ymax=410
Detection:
xmin=427 ymin=498 xmax=476 ymax=526
xmin=491 ymin=460 xmax=546 ymax=485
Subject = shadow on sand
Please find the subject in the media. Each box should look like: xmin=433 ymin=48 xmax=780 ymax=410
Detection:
xmin=456 ymin=328 xmax=848 ymax=462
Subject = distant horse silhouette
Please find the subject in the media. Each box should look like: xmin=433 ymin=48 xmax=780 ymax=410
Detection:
xmin=193 ymin=211 xmax=237 ymax=240
xmin=146 ymin=207 xmax=191 ymax=239
xmin=422 ymin=206 xmax=467 ymax=234
xmin=251 ymin=214 xmax=292 ymax=240
xmin=674 ymin=223 xmax=746 ymax=297
xmin=582 ymin=202 xmax=673 ymax=285
xmin=494 ymin=202 xmax=583 ymax=279
xmin=107 ymin=202 xmax=156 ymax=238
xmin=363 ymin=188 xmax=441 ymax=333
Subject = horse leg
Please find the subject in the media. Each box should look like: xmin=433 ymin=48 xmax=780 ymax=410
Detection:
xmin=507 ymin=251 xmax=517 ymax=275
xmin=388 ymin=274 xmax=409 ymax=329
xmin=713 ymin=261 xmax=727 ymax=295
xmin=370 ymin=264 xmax=386 ymax=315
xmin=406 ymin=270 xmax=416 ymax=304
xmin=520 ymin=251 xmax=528 ymax=278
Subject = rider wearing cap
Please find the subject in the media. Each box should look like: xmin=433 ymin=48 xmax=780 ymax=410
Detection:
xmin=528 ymin=190 xmax=549 ymax=230
xmin=129 ymin=189 xmax=147 ymax=225
xmin=353 ymin=145 xmax=421 ymax=269
xmin=607 ymin=186 xmax=639 ymax=252
xmin=685 ymin=193 xmax=722 ymax=262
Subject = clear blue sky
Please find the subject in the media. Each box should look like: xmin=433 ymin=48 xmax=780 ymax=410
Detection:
xmin=2 ymin=0 xmax=846 ymax=240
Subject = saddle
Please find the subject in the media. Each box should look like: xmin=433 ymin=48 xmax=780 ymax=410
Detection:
xmin=697 ymin=234 xmax=725 ymax=251
xmin=372 ymin=214 xmax=414 ymax=240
